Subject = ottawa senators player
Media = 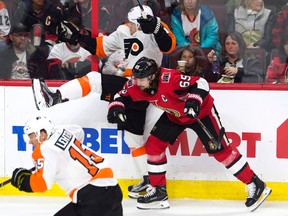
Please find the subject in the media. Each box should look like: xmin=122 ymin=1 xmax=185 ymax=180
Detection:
xmin=107 ymin=57 xmax=272 ymax=211
xmin=33 ymin=5 xmax=176 ymax=199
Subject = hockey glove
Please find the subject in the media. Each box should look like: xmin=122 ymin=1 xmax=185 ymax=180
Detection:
xmin=107 ymin=101 xmax=127 ymax=125
xmin=137 ymin=15 xmax=161 ymax=34
xmin=184 ymin=94 xmax=201 ymax=118
xmin=57 ymin=21 xmax=80 ymax=45
xmin=11 ymin=168 xmax=32 ymax=191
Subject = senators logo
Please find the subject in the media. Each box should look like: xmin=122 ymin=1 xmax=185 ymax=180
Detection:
xmin=124 ymin=38 xmax=144 ymax=59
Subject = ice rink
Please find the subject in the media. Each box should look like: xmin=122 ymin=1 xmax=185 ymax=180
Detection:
xmin=0 ymin=196 xmax=287 ymax=216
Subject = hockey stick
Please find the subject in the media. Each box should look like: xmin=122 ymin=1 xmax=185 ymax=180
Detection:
xmin=136 ymin=0 xmax=147 ymax=18
xmin=0 ymin=167 xmax=36 ymax=188
xmin=190 ymin=109 xmax=224 ymax=150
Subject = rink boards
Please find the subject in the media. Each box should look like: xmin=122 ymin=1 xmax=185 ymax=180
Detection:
xmin=0 ymin=81 xmax=288 ymax=200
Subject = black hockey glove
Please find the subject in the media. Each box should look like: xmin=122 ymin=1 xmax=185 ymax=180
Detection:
xmin=137 ymin=15 xmax=161 ymax=34
xmin=184 ymin=95 xmax=201 ymax=118
xmin=11 ymin=168 xmax=32 ymax=191
xmin=57 ymin=21 xmax=80 ymax=45
xmin=107 ymin=101 xmax=127 ymax=125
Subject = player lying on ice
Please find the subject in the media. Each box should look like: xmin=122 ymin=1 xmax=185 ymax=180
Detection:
xmin=10 ymin=115 xmax=123 ymax=216
xmin=106 ymin=57 xmax=272 ymax=211
xmin=32 ymin=4 xmax=176 ymax=199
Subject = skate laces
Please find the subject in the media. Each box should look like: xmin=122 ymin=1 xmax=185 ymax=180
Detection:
xmin=246 ymin=182 xmax=256 ymax=198
xmin=144 ymin=187 xmax=156 ymax=198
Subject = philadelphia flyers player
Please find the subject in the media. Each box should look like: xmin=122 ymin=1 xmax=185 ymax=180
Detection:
xmin=32 ymin=5 xmax=176 ymax=199
xmin=107 ymin=57 xmax=272 ymax=210
xmin=11 ymin=115 xmax=123 ymax=216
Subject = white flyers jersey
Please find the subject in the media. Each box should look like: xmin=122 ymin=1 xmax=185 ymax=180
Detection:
xmin=30 ymin=125 xmax=117 ymax=202
xmin=0 ymin=1 xmax=10 ymax=36
xmin=48 ymin=42 xmax=92 ymax=64
xmin=99 ymin=24 xmax=163 ymax=76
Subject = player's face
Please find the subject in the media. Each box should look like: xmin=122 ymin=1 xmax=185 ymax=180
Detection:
xmin=225 ymin=36 xmax=239 ymax=57
xmin=136 ymin=77 xmax=150 ymax=90
xmin=27 ymin=133 xmax=41 ymax=147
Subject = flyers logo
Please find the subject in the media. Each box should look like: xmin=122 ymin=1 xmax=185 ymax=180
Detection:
xmin=124 ymin=38 xmax=144 ymax=59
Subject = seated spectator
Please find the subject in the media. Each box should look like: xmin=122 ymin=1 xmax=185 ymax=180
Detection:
xmin=227 ymin=0 xmax=276 ymax=52
xmin=12 ymin=0 xmax=62 ymax=48
xmin=62 ymin=0 xmax=92 ymax=30
xmin=101 ymin=50 xmax=127 ymax=76
xmin=47 ymin=36 xmax=92 ymax=80
xmin=0 ymin=1 xmax=11 ymax=52
xmin=205 ymin=31 xmax=263 ymax=83
xmin=266 ymin=34 xmax=288 ymax=83
xmin=176 ymin=45 xmax=202 ymax=76
xmin=171 ymin=0 xmax=221 ymax=53
xmin=272 ymin=4 xmax=288 ymax=49
xmin=0 ymin=23 xmax=48 ymax=79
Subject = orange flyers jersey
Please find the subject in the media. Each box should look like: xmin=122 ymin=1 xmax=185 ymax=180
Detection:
xmin=30 ymin=125 xmax=117 ymax=201
xmin=97 ymin=22 xmax=175 ymax=77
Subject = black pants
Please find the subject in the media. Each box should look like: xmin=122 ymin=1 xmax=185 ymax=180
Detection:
xmin=101 ymin=74 xmax=149 ymax=135
xmin=54 ymin=184 xmax=123 ymax=216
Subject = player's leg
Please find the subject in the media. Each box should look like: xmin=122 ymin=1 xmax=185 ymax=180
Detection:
xmin=32 ymin=72 xmax=103 ymax=109
xmin=136 ymin=113 xmax=185 ymax=210
xmin=191 ymin=106 xmax=271 ymax=212
xmin=54 ymin=202 xmax=78 ymax=216
xmin=120 ymin=101 xmax=152 ymax=198
xmin=73 ymin=184 xmax=123 ymax=216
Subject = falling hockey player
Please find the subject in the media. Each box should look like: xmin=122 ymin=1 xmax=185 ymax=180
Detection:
xmin=107 ymin=57 xmax=272 ymax=211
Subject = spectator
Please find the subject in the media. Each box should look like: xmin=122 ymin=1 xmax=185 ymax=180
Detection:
xmin=227 ymin=0 xmax=276 ymax=51
xmin=0 ymin=23 xmax=48 ymax=79
xmin=101 ymin=49 xmax=128 ymax=77
xmin=205 ymin=31 xmax=263 ymax=83
xmin=0 ymin=1 xmax=10 ymax=52
xmin=266 ymin=33 xmax=288 ymax=83
xmin=272 ymin=4 xmax=288 ymax=49
xmin=62 ymin=0 xmax=92 ymax=30
xmin=171 ymin=0 xmax=221 ymax=53
xmin=12 ymin=0 xmax=62 ymax=48
xmin=47 ymin=21 xmax=92 ymax=80
xmin=176 ymin=45 xmax=202 ymax=76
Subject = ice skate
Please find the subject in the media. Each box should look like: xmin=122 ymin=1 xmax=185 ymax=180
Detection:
xmin=137 ymin=185 xmax=170 ymax=210
xmin=245 ymin=174 xmax=272 ymax=212
xmin=32 ymin=79 xmax=63 ymax=110
xmin=128 ymin=175 xmax=151 ymax=199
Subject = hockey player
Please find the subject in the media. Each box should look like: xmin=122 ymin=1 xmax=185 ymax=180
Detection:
xmin=11 ymin=115 xmax=123 ymax=216
xmin=107 ymin=57 xmax=272 ymax=210
xmin=33 ymin=5 xmax=176 ymax=199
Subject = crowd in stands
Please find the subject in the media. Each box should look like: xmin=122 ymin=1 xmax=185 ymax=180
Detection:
xmin=0 ymin=0 xmax=287 ymax=83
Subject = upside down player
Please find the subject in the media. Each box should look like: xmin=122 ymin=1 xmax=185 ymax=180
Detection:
xmin=11 ymin=115 xmax=123 ymax=216
xmin=32 ymin=5 xmax=176 ymax=198
xmin=107 ymin=57 xmax=272 ymax=210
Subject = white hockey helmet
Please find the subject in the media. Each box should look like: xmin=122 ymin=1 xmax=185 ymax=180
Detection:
xmin=127 ymin=5 xmax=154 ymax=28
xmin=24 ymin=115 xmax=54 ymax=141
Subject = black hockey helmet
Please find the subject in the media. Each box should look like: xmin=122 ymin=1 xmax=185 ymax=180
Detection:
xmin=132 ymin=57 xmax=158 ymax=78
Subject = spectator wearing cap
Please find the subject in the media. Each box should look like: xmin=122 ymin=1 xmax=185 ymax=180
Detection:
xmin=0 ymin=23 xmax=48 ymax=79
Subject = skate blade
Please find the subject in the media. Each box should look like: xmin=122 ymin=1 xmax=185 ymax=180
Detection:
xmin=128 ymin=190 xmax=149 ymax=199
xmin=32 ymin=79 xmax=48 ymax=110
xmin=249 ymin=186 xmax=272 ymax=212
xmin=137 ymin=200 xmax=170 ymax=210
